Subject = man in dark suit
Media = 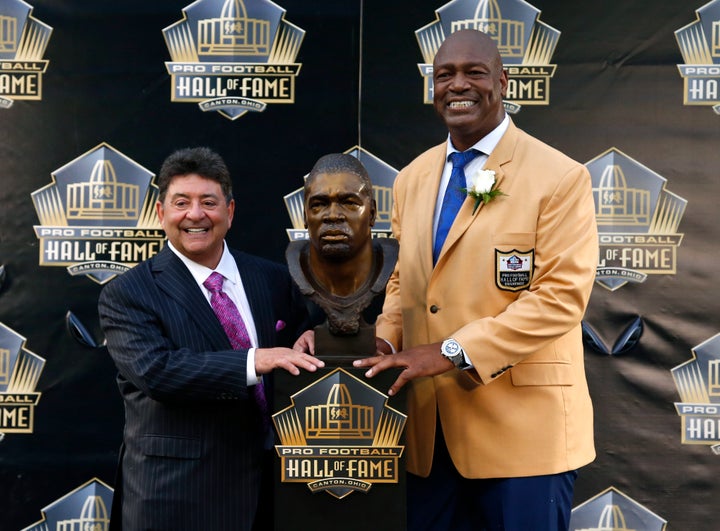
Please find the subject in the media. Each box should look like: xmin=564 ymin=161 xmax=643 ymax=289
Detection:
xmin=98 ymin=147 xmax=323 ymax=531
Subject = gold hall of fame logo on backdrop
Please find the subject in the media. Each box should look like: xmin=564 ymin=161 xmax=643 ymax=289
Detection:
xmin=273 ymin=368 xmax=406 ymax=499
xmin=0 ymin=0 xmax=51 ymax=109
xmin=586 ymin=148 xmax=687 ymax=292
xmin=0 ymin=323 xmax=45 ymax=436
xmin=31 ymin=143 xmax=164 ymax=285
xmin=163 ymin=0 xmax=304 ymax=121
xmin=21 ymin=478 xmax=114 ymax=531
xmin=570 ymin=487 xmax=667 ymax=531
xmin=671 ymin=334 xmax=720 ymax=451
xmin=676 ymin=0 xmax=720 ymax=114
xmin=415 ymin=0 xmax=560 ymax=113
xmin=283 ymin=147 xmax=398 ymax=241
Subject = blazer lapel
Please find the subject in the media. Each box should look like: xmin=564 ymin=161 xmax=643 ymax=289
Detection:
xmin=233 ymin=251 xmax=273 ymax=347
xmin=418 ymin=144 xmax=449 ymax=273
xmin=152 ymin=247 xmax=231 ymax=350
xmin=436 ymin=121 xmax=518 ymax=265
xmin=481 ymin=119 xmax=516 ymax=193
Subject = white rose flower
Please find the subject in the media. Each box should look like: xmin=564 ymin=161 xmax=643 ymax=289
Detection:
xmin=469 ymin=169 xmax=496 ymax=195
xmin=463 ymin=168 xmax=506 ymax=213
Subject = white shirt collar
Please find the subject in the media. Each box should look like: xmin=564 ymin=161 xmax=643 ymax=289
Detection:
xmin=445 ymin=114 xmax=510 ymax=158
xmin=166 ymin=240 xmax=239 ymax=287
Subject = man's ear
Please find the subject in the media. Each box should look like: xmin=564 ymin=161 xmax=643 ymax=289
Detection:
xmin=370 ymin=199 xmax=377 ymax=227
xmin=156 ymin=200 xmax=165 ymax=226
xmin=226 ymin=198 xmax=235 ymax=229
xmin=500 ymin=67 xmax=509 ymax=98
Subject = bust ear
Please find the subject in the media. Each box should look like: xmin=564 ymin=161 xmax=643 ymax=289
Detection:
xmin=369 ymin=198 xmax=377 ymax=227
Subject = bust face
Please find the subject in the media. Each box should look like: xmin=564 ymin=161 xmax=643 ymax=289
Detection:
xmin=304 ymin=171 xmax=375 ymax=262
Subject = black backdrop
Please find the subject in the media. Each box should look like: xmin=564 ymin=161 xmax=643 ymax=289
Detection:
xmin=2 ymin=1 xmax=719 ymax=529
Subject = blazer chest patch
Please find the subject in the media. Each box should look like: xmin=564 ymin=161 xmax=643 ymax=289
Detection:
xmin=495 ymin=249 xmax=534 ymax=291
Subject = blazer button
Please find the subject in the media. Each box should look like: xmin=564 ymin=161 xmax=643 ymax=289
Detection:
xmin=430 ymin=305 xmax=439 ymax=313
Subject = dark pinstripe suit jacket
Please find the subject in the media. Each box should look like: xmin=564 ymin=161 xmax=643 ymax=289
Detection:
xmin=98 ymin=245 xmax=307 ymax=531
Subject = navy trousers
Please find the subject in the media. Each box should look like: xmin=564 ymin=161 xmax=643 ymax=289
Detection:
xmin=407 ymin=422 xmax=577 ymax=531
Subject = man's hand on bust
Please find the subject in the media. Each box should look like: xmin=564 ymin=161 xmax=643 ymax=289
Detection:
xmin=354 ymin=342 xmax=452 ymax=396
xmin=255 ymin=346 xmax=324 ymax=375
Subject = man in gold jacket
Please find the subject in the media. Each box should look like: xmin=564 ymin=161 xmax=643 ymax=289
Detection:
xmin=354 ymin=30 xmax=598 ymax=530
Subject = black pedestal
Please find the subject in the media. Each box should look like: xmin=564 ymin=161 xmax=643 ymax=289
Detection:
xmin=272 ymin=362 xmax=407 ymax=531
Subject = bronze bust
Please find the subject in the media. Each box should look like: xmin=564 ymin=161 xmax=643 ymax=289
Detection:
xmin=286 ymin=153 xmax=398 ymax=356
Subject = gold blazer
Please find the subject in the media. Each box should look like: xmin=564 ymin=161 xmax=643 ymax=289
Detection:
xmin=376 ymin=120 xmax=598 ymax=478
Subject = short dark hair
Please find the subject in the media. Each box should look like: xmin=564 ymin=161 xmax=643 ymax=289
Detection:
xmin=157 ymin=147 xmax=232 ymax=203
xmin=305 ymin=153 xmax=373 ymax=197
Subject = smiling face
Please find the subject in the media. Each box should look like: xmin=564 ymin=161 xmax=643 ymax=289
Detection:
xmin=156 ymin=173 xmax=234 ymax=269
xmin=304 ymin=171 xmax=376 ymax=262
xmin=433 ymin=30 xmax=508 ymax=151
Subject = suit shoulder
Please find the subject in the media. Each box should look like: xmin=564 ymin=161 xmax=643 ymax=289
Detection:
xmin=98 ymin=257 xmax=152 ymax=296
xmin=402 ymin=142 xmax=446 ymax=171
xmin=230 ymin=249 xmax=290 ymax=277
xmin=514 ymin=128 xmax=586 ymax=175
xmin=395 ymin=142 xmax=446 ymax=187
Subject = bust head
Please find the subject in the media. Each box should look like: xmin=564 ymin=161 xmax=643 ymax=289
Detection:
xmin=287 ymin=154 xmax=398 ymax=340
xmin=302 ymin=153 xmax=377 ymax=297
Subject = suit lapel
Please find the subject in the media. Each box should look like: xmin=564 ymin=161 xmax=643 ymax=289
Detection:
xmin=152 ymin=247 xmax=231 ymax=350
xmin=417 ymin=144 xmax=448 ymax=274
xmin=436 ymin=122 xmax=517 ymax=266
xmin=233 ymin=250 xmax=273 ymax=348
xmin=482 ymin=119 xmax=516 ymax=192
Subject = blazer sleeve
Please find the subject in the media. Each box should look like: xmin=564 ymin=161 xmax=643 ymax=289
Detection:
xmin=456 ymin=162 xmax=598 ymax=383
xmin=375 ymin=165 xmax=407 ymax=351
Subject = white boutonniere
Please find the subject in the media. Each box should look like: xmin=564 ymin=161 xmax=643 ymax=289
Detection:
xmin=463 ymin=168 xmax=506 ymax=214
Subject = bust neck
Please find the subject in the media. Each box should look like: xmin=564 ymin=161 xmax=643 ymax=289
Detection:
xmin=307 ymin=243 xmax=374 ymax=297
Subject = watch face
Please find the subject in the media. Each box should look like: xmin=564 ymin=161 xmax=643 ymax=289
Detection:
xmin=443 ymin=339 xmax=461 ymax=356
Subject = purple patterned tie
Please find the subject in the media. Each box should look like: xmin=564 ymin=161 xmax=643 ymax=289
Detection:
xmin=203 ymin=271 xmax=269 ymax=430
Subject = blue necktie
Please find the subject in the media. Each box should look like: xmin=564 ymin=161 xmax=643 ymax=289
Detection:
xmin=433 ymin=149 xmax=480 ymax=264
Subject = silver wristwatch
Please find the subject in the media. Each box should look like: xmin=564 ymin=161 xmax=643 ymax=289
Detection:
xmin=441 ymin=338 xmax=470 ymax=370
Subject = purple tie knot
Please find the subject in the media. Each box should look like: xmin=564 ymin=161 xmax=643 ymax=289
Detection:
xmin=203 ymin=271 xmax=225 ymax=292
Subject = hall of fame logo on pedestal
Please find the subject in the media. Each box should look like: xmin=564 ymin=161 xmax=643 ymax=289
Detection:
xmin=163 ymin=0 xmax=304 ymax=121
xmin=416 ymin=0 xmax=560 ymax=113
xmin=273 ymin=368 xmax=406 ymax=499
xmin=21 ymin=478 xmax=113 ymax=531
xmin=675 ymin=1 xmax=720 ymax=114
xmin=570 ymin=487 xmax=667 ymax=531
xmin=671 ymin=334 xmax=720 ymax=452
xmin=586 ymin=148 xmax=687 ymax=292
xmin=0 ymin=323 xmax=45 ymax=437
xmin=283 ymin=147 xmax=397 ymax=241
xmin=32 ymin=143 xmax=164 ymax=285
xmin=0 ymin=0 xmax=51 ymax=109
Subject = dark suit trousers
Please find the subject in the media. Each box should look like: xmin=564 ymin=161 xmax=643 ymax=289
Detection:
xmin=407 ymin=420 xmax=577 ymax=531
